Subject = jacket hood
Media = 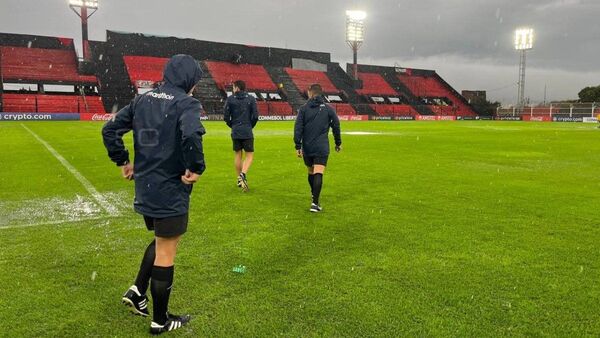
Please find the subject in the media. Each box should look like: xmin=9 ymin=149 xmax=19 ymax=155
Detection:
xmin=308 ymin=95 xmax=326 ymax=108
xmin=163 ymin=55 xmax=203 ymax=93
xmin=234 ymin=91 xmax=249 ymax=99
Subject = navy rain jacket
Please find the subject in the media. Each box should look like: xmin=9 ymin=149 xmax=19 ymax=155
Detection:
xmin=294 ymin=96 xmax=342 ymax=157
xmin=102 ymin=54 xmax=206 ymax=218
xmin=223 ymin=91 xmax=259 ymax=139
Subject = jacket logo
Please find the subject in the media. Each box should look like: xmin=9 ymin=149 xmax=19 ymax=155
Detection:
xmin=148 ymin=92 xmax=175 ymax=100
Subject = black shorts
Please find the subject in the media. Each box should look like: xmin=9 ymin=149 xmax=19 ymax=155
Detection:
xmin=303 ymin=155 xmax=328 ymax=167
xmin=144 ymin=214 xmax=189 ymax=238
xmin=232 ymin=138 xmax=254 ymax=152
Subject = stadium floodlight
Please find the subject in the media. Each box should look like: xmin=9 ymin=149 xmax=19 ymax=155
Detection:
xmin=69 ymin=0 xmax=98 ymax=9
xmin=514 ymin=28 xmax=534 ymax=50
xmin=68 ymin=0 xmax=99 ymax=60
xmin=514 ymin=28 xmax=534 ymax=110
xmin=346 ymin=10 xmax=366 ymax=80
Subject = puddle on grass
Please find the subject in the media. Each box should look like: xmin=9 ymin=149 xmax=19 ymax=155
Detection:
xmin=0 ymin=191 xmax=130 ymax=228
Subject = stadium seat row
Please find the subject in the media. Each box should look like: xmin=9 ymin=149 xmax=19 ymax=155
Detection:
xmin=2 ymin=94 xmax=105 ymax=114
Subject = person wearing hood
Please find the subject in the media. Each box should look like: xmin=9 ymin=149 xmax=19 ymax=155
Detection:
xmin=102 ymin=54 xmax=205 ymax=334
xmin=223 ymin=80 xmax=259 ymax=191
xmin=294 ymin=83 xmax=342 ymax=213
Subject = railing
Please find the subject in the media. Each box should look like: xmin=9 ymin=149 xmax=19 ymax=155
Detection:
xmin=496 ymin=103 xmax=599 ymax=118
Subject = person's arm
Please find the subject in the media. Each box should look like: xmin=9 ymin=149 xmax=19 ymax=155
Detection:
xmin=294 ymin=108 xmax=304 ymax=156
xmin=223 ymin=99 xmax=232 ymax=128
xmin=250 ymin=97 xmax=259 ymax=128
xmin=102 ymin=101 xmax=134 ymax=167
xmin=179 ymin=99 xmax=206 ymax=184
xmin=329 ymin=108 xmax=342 ymax=151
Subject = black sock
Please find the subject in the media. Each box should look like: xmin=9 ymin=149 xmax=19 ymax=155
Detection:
xmin=133 ymin=240 xmax=155 ymax=295
xmin=312 ymin=173 xmax=323 ymax=205
xmin=308 ymin=174 xmax=315 ymax=194
xmin=151 ymin=265 xmax=174 ymax=325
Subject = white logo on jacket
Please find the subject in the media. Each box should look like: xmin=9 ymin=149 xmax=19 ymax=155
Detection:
xmin=147 ymin=92 xmax=175 ymax=100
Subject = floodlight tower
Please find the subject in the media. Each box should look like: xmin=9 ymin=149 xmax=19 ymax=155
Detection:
xmin=69 ymin=0 xmax=99 ymax=61
xmin=346 ymin=10 xmax=366 ymax=80
xmin=514 ymin=28 xmax=534 ymax=110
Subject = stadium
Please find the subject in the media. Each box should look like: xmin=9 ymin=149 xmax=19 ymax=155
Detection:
xmin=1 ymin=1 xmax=599 ymax=336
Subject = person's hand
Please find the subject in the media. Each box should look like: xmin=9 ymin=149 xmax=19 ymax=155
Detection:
xmin=121 ymin=163 xmax=134 ymax=180
xmin=296 ymin=149 xmax=303 ymax=158
xmin=335 ymin=145 xmax=342 ymax=153
xmin=181 ymin=169 xmax=200 ymax=185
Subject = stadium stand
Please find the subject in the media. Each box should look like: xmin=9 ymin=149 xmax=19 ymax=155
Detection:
xmin=123 ymin=55 xmax=167 ymax=89
xmin=2 ymin=93 xmax=105 ymax=114
xmin=354 ymin=72 xmax=418 ymax=117
xmin=205 ymin=61 xmax=277 ymax=92
xmin=0 ymin=31 xmax=476 ymax=118
xmin=285 ymin=68 xmax=339 ymax=94
xmin=284 ymin=68 xmax=357 ymax=115
xmin=397 ymin=72 xmax=477 ymax=116
xmin=356 ymin=73 xmax=397 ymax=96
xmin=1 ymin=47 xmax=97 ymax=83
xmin=0 ymin=33 xmax=106 ymax=113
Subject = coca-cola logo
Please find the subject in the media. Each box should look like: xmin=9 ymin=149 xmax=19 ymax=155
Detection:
xmin=91 ymin=114 xmax=113 ymax=121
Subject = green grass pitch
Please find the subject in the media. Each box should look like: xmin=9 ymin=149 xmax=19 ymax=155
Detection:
xmin=0 ymin=121 xmax=599 ymax=337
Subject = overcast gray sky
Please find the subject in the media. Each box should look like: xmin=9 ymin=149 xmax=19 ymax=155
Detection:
xmin=1 ymin=0 xmax=599 ymax=104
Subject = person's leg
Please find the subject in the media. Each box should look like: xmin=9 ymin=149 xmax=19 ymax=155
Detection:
xmin=133 ymin=239 xmax=156 ymax=295
xmin=307 ymin=166 xmax=315 ymax=194
xmin=151 ymin=235 xmax=181 ymax=325
xmin=311 ymin=165 xmax=326 ymax=205
xmin=234 ymin=151 xmax=243 ymax=177
xmin=242 ymin=152 xmax=254 ymax=175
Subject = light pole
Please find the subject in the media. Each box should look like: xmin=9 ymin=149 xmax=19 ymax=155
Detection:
xmin=346 ymin=10 xmax=366 ymax=81
xmin=514 ymin=28 xmax=534 ymax=111
xmin=69 ymin=0 xmax=99 ymax=61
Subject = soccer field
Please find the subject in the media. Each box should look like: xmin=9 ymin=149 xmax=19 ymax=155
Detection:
xmin=1 ymin=121 xmax=599 ymax=337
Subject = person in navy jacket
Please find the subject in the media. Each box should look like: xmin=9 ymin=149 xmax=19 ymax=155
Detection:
xmin=102 ymin=54 xmax=205 ymax=334
xmin=223 ymin=80 xmax=259 ymax=191
xmin=294 ymin=84 xmax=342 ymax=213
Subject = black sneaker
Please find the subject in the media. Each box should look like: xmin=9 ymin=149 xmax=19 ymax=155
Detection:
xmin=122 ymin=285 xmax=149 ymax=317
xmin=310 ymin=203 xmax=322 ymax=213
xmin=150 ymin=313 xmax=191 ymax=335
xmin=239 ymin=173 xmax=249 ymax=192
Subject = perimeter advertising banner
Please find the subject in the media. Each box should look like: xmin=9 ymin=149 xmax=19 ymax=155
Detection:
xmin=496 ymin=116 xmax=522 ymax=121
xmin=416 ymin=115 xmax=457 ymax=121
xmin=0 ymin=113 xmax=80 ymax=121
xmin=338 ymin=115 xmax=369 ymax=121
xmin=259 ymin=115 xmax=297 ymax=121
xmin=522 ymin=115 xmax=552 ymax=122
xmin=80 ymin=113 xmax=114 ymax=121
xmin=370 ymin=116 xmax=416 ymax=121
xmin=552 ymin=116 xmax=584 ymax=122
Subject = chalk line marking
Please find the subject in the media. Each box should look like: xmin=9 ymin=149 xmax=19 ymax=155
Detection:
xmin=21 ymin=124 xmax=119 ymax=216
xmin=0 ymin=215 xmax=118 ymax=230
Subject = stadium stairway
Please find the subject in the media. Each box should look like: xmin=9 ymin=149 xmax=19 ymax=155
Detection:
xmin=380 ymin=71 xmax=435 ymax=116
xmin=433 ymin=73 xmax=478 ymax=116
xmin=265 ymin=66 xmax=306 ymax=111
xmin=197 ymin=61 xmax=225 ymax=114
xmin=327 ymin=63 xmax=375 ymax=116
xmin=90 ymin=42 xmax=136 ymax=113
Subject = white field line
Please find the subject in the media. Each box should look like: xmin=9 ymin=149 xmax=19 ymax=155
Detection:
xmin=0 ymin=215 xmax=117 ymax=230
xmin=21 ymin=124 xmax=119 ymax=216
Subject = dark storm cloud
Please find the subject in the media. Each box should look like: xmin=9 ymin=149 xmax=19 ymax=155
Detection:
xmin=0 ymin=0 xmax=598 ymax=103
xmin=364 ymin=0 xmax=600 ymax=71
